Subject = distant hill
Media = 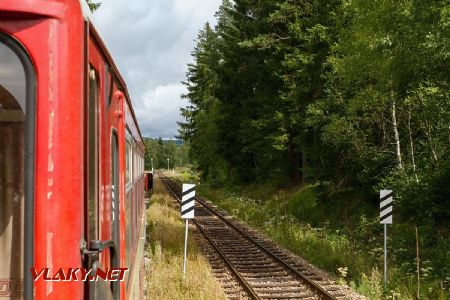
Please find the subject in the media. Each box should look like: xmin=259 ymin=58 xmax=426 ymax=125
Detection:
xmin=167 ymin=139 xmax=183 ymax=145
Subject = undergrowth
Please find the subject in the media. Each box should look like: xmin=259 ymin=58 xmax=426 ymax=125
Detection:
xmin=195 ymin=181 xmax=449 ymax=300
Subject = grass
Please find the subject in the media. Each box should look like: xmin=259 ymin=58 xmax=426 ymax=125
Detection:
xmin=144 ymin=178 xmax=226 ymax=300
xmin=194 ymin=181 xmax=449 ymax=300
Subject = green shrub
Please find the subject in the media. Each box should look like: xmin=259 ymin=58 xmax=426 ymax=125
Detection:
xmin=196 ymin=171 xmax=449 ymax=300
xmin=287 ymin=186 xmax=321 ymax=224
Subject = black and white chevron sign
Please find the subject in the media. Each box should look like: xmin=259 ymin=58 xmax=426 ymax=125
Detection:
xmin=380 ymin=189 xmax=393 ymax=224
xmin=181 ymin=184 xmax=195 ymax=219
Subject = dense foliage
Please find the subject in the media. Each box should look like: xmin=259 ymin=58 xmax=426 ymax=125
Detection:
xmin=143 ymin=138 xmax=190 ymax=171
xmin=179 ymin=0 xmax=449 ymax=226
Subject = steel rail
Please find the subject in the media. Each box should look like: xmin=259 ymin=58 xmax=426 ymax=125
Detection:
xmin=158 ymin=174 xmax=261 ymax=300
xmin=158 ymin=173 xmax=338 ymax=300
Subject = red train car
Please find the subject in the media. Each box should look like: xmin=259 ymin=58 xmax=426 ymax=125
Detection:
xmin=0 ymin=1 xmax=146 ymax=299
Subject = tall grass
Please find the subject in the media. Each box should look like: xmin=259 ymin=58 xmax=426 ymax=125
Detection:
xmin=144 ymin=179 xmax=226 ymax=300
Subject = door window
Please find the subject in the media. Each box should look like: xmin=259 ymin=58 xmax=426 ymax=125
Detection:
xmin=111 ymin=133 xmax=119 ymax=246
xmin=0 ymin=36 xmax=31 ymax=299
xmin=87 ymin=67 xmax=99 ymax=241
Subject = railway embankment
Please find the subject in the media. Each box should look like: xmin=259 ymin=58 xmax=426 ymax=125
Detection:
xmin=160 ymin=172 xmax=367 ymax=300
xmin=144 ymin=176 xmax=226 ymax=299
xmin=150 ymin=169 xmax=448 ymax=299
xmin=195 ymin=182 xmax=448 ymax=300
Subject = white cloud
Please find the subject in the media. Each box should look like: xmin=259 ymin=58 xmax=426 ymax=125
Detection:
xmin=93 ymin=0 xmax=222 ymax=138
xmin=136 ymin=83 xmax=188 ymax=138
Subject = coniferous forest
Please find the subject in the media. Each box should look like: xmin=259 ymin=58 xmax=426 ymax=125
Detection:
xmin=179 ymin=1 xmax=449 ymax=297
xmin=180 ymin=0 xmax=449 ymax=228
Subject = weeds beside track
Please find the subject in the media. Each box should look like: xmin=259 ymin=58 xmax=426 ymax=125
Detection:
xmin=158 ymin=172 xmax=362 ymax=300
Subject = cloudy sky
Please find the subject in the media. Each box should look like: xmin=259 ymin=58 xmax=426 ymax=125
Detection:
xmin=94 ymin=0 xmax=222 ymax=138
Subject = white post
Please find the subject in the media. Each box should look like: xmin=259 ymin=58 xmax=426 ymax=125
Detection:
xmin=151 ymin=158 xmax=154 ymax=173
xmin=183 ymin=219 xmax=189 ymax=278
xmin=380 ymin=189 xmax=393 ymax=288
xmin=384 ymin=224 xmax=387 ymax=287
xmin=167 ymin=158 xmax=170 ymax=171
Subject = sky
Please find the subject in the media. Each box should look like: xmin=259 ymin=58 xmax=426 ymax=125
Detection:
xmin=0 ymin=43 xmax=26 ymax=112
xmin=94 ymin=0 xmax=222 ymax=138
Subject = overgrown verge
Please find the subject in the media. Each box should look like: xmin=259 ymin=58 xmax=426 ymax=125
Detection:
xmin=196 ymin=182 xmax=448 ymax=300
xmin=144 ymin=178 xmax=226 ymax=299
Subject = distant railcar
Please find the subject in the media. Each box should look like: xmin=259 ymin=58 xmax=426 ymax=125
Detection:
xmin=0 ymin=1 xmax=146 ymax=299
xmin=145 ymin=172 xmax=154 ymax=192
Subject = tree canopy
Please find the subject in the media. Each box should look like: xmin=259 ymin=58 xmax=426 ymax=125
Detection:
xmin=86 ymin=0 xmax=101 ymax=12
xmin=179 ymin=0 xmax=450 ymax=224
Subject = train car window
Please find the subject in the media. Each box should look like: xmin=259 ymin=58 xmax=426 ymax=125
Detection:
xmin=111 ymin=133 xmax=120 ymax=257
xmin=126 ymin=139 xmax=131 ymax=186
xmin=135 ymin=147 xmax=137 ymax=180
xmin=136 ymin=150 xmax=138 ymax=180
xmin=133 ymin=146 xmax=137 ymax=181
xmin=105 ymin=65 xmax=113 ymax=107
xmin=131 ymin=146 xmax=134 ymax=182
xmin=132 ymin=145 xmax=137 ymax=244
xmin=131 ymin=144 xmax=134 ymax=182
xmin=0 ymin=35 xmax=35 ymax=297
xmin=125 ymin=135 xmax=133 ymax=280
xmin=125 ymin=190 xmax=132 ymax=286
xmin=87 ymin=66 xmax=99 ymax=241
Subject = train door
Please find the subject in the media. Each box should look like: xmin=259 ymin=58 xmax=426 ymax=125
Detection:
xmin=0 ymin=33 xmax=35 ymax=299
xmin=110 ymin=132 xmax=120 ymax=297
xmin=83 ymin=33 xmax=118 ymax=299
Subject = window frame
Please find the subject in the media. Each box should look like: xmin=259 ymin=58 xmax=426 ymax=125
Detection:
xmin=125 ymin=130 xmax=133 ymax=191
xmin=0 ymin=32 xmax=37 ymax=299
xmin=87 ymin=65 xmax=99 ymax=242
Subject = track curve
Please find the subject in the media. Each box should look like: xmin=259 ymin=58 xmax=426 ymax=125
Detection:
xmin=158 ymin=172 xmax=346 ymax=300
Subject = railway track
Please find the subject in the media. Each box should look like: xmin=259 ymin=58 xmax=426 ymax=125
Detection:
xmin=158 ymin=173 xmax=347 ymax=300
